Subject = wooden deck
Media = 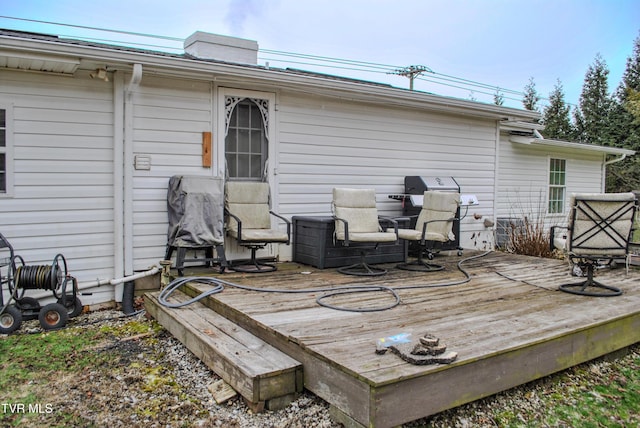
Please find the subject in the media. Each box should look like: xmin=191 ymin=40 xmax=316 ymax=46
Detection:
xmin=145 ymin=251 xmax=640 ymax=427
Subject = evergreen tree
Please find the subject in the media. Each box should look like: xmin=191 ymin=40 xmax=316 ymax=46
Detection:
xmin=522 ymin=77 xmax=541 ymax=112
xmin=541 ymin=80 xmax=574 ymax=140
xmin=574 ymin=53 xmax=612 ymax=145
xmin=606 ymin=33 xmax=640 ymax=191
xmin=617 ymin=32 xmax=640 ymax=150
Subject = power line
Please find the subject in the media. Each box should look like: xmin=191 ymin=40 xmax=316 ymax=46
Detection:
xmin=388 ymin=65 xmax=433 ymax=91
xmin=0 ymin=15 xmax=183 ymax=41
xmin=1 ymin=15 xmax=548 ymax=106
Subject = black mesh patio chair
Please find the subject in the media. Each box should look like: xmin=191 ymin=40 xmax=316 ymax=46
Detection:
xmin=551 ymin=192 xmax=638 ymax=297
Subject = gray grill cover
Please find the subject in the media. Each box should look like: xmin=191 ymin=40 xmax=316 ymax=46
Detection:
xmin=167 ymin=175 xmax=224 ymax=247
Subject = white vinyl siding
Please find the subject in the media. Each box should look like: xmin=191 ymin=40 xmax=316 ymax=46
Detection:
xmin=130 ymin=76 xmax=214 ymax=270
xmin=276 ymin=91 xmax=498 ymax=252
xmin=0 ymin=70 xmax=115 ymax=300
xmin=497 ymin=134 xmax=605 ymax=229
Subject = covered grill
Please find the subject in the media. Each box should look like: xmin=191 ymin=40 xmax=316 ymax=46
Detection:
xmin=164 ymin=175 xmax=227 ymax=275
xmin=391 ymin=176 xmax=462 ymax=253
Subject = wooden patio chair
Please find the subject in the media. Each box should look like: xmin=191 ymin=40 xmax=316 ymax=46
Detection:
xmin=396 ymin=191 xmax=460 ymax=272
xmin=332 ymin=188 xmax=398 ymax=276
xmin=225 ymin=181 xmax=291 ymax=273
xmin=551 ymin=192 xmax=638 ymax=296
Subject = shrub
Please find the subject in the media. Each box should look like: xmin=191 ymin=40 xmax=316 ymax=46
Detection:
xmin=506 ymin=215 xmax=555 ymax=258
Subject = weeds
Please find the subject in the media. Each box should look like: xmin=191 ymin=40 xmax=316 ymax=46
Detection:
xmin=502 ymin=190 xmax=556 ymax=258
xmin=506 ymin=216 xmax=555 ymax=258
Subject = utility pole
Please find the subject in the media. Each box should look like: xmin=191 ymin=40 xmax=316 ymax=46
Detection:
xmin=389 ymin=65 xmax=432 ymax=91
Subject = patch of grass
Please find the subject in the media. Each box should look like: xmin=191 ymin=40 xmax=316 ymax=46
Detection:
xmin=0 ymin=327 xmax=109 ymax=391
xmin=0 ymin=326 xmax=115 ymax=426
xmin=99 ymin=318 xmax=163 ymax=338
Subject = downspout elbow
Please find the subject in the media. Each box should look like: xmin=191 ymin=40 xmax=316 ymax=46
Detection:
xmin=128 ymin=63 xmax=143 ymax=92
xmin=604 ymin=153 xmax=627 ymax=166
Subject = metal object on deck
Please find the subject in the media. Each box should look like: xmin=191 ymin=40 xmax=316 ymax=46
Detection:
xmin=164 ymin=175 xmax=227 ymax=276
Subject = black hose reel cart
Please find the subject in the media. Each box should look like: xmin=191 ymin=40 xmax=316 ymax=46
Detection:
xmin=0 ymin=232 xmax=82 ymax=334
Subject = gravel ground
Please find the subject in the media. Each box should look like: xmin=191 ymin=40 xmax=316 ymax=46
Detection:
xmin=8 ymin=305 xmax=640 ymax=427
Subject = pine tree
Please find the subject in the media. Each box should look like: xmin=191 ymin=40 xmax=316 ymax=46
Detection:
xmin=617 ymin=32 xmax=640 ymax=150
xmin=606 ymin=33 xmax=640 ymax=191
xmin=541 ymin=80 xmax=574 ymax=140
xmin=575 ymin=53 xmax=612 ymax=145
xmin=522 ymin=77 xmax=541 ymax=112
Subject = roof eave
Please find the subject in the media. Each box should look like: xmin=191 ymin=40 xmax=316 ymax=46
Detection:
xmin=509 ymin=135 xmax=636 ymax=156
xmin=0 ymin=33 xmax=541 ymax=121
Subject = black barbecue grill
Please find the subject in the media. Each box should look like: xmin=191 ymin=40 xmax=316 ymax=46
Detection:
xmin=389 ymin=176 xmax=463 ymax=254
xmin=164 ymin=175 xmax=227 ymax=275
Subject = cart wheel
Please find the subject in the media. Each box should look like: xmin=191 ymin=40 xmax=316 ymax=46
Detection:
xmin=57 ymin=296 xmax=83 ymax=318
xmin=16 ymin=297 xmax=40 ymax=321
xmin=0 ymin=305 xmax=23 ymax=334
xmin=38 ymin=303 xmax=68 ymax=330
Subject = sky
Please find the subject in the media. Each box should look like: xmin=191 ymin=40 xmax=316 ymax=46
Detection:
xmin=0 ymin=0 xmax=639 ymax=110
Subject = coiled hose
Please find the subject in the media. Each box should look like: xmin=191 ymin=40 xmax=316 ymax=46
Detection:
xmin=158 ymin=251 xmax=491 ymax=313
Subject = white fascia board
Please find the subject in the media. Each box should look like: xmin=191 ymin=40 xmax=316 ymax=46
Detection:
xmin=0 ymin=34 xmax=541 ymax=122
xmin=509 ymin=135 xmax=635 ymax=156
xmin=500 ymin=120 xmax=545 ymax=132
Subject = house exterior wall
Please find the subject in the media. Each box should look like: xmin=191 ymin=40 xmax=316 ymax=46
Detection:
xmin=130 ymin=75 xmax=215 ymax=269
xmin=497 ymin=132 xmax=606 ymax=232
xmin=0 ymin=69 xmax=116 ymax=304
xmin=0 ymin=58 xmax=618 ymax=308
xmin=276 ymin=90 xmax=499 ymax=255
xmin=126 ymin=80 xmax=504 ymax=270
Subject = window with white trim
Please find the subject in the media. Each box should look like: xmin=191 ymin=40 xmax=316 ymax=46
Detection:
xmin=548 ymin=158 xmax=566 ymax=214
xmin=224 ymin=98 xmax=268 ymax=181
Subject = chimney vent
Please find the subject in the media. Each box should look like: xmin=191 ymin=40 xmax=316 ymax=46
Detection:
xmin=184 ymin=31 xmax=258 ymax=64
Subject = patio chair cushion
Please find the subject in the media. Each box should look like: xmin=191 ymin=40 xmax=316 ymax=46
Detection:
xmin=226 ymin=182 xmax=272 ymax=232
xmin=397 ymin=191 xmax=459 ymax=242
xmin=567 ymin=192 xmax=636 ymax=256
xmin=225 ymin=181 xmax=289 ymax=243
xmin=332 ymin=188 xmax=396 ymax=242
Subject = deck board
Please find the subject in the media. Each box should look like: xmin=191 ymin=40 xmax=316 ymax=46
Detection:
xmin=166 ymin=251 xmax=640 ymax=427
xmin=144 ymin=290 xmax=302 ymax=406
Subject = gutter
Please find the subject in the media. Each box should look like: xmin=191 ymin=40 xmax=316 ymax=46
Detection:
xmin=601 ymin=152 xmax=629 ymax=191
xmin=531 ymin=129 xmax=631 ymax=191
xmin=0 ymin=34 xmax=540 ymax=122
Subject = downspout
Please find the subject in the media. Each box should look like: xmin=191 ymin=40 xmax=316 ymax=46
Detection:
xmin=113 ymin=71 xmax=125 ymax=301
xmin=602 ymin=153 xmax=628 ymax=191
xmin=492 ymin=120 xmax=501 ymax=249
xmin=117 ymin=63 xmax=143 ymax=302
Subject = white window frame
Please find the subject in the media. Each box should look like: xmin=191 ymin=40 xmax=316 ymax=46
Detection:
xmin=548 ymin=157 xmax=566 ymax=215
xmin=216 ymin=88 xmax=276 ymax=184
xmin=0 ymin=103 xmax=14 ymax=198
xmin=224 ymin=98 xmax=269 ymax=181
